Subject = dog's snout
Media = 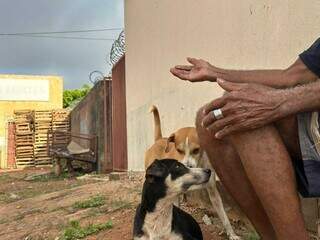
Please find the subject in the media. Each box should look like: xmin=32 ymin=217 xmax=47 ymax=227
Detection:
xmin=204 ymin=168 xmax=211 ymax=177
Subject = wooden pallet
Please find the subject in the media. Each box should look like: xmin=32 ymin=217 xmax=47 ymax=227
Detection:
xmin=16 ymin=160 xmax=35 ymax=167
xmin=33 ymin=157 xmax=52 ymax=164
xmin=52 ymin=110 xmax=69 ymax=117
xmin=52 ymin=123 xmax=70 ymax=128
xmin=33 ymin=110 xmax=53 ymax=163
xmin=34 ymin=111 xmax=52 ymax=122
xmin=16 ymin=146 xmax=34 ymax=154
xmin=15 ymin=124 xmax=33 ymax=133
xmin=14 ymin=111 xmax=33 ymax=119
xmin=14 ymin=111 xmax=35 ymax=167
xmin=15 ymin=135 xmax=33 ymax=145
xmin=52 ymin=110 xmax=70 ymax=146
xmin=14 ymin=109 xmax=71 ymax=168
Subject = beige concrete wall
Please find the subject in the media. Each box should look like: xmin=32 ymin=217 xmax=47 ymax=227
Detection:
xmin=0 ymin=75 xmax=63 ymax=168
xmin=125 ymin=0 xmax=320 ymax=171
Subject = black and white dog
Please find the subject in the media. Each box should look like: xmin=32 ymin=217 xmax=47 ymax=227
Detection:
xmin=133 ymin=159 xmax=211 ymax=240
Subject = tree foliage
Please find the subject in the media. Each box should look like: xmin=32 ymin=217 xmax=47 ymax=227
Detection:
xmin=63 ymin=84 xmax=91 ymax=108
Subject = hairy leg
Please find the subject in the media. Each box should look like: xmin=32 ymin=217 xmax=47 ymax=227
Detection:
xmin=196 ymin=109 xmax=276 ymax=239
xmin=275 ymin=117 xmax=302 ymax=159
xmin=197 ymin=105 xmax=309 ymax=239
xmin=229 ymin=123 xmax=308 ymax=240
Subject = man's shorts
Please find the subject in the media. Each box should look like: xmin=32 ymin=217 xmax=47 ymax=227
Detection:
xmin=296 ymin=112 xmax=320 ymax=197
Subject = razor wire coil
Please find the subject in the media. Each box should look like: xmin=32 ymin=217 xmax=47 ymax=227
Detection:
xmin=109 ymin=30 xmax=125 ymax=66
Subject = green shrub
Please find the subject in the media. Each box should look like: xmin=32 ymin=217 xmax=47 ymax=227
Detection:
xmin=63 ymin=84 xmax=91 ymax=108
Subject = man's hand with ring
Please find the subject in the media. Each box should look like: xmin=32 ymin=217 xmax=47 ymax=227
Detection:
xmin=202 ymin=79 xmax=289 ymax=139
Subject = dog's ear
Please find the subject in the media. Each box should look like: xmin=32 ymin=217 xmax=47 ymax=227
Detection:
xmin=146 ymin=159 xmax=166 ymax=179
xmin=165 ymin=133 xmax=175 ymax=153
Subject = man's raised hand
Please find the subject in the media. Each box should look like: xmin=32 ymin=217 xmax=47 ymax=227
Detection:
xmin=170 ymin=57 xmax=219 ymax=82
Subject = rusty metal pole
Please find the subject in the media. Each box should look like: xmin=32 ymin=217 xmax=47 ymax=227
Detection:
xmin=7 ymin=121 xmax=16 ymax=168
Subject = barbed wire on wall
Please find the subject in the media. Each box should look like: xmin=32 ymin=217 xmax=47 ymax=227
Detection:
xmin=109 ymin=30 xmax=125 ymax=66
xmin=88 ymin=30 xmax=125 ymax=85
xmin=89 ymin=70 xmax=105 ymax=84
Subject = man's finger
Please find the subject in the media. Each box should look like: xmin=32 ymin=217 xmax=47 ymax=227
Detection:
xmin=201 ymin=111 xmax=215 ymax=128
xmin=187 ymin=57 xmax=199 ymax=65
xmin=207 ymin=115 xmax=235 ymax=133
xmin=202 ymin=105 xmax=231 ymax=128
xmin=217 ymin=79 xmax=246 ymax=92
xmin=175 ymin=65 xmax=192 ymax=71
xmin=215 ymin=124 xmax=242 ymax=139
xmin=202 ymin=97 xmax=227 ymax=115
xmin=170 ymin=68 xmax=190 ymax=80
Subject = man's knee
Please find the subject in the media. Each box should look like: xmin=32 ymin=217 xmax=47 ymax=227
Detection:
xmin=196 ymin=106 xmax=230 ymax=144
xmin=195 ymin=106 xmax=226 ymax=148
xmin=196 ymin=106 xmax=211 ymax=138
xmin=195 ymin=107 xmax=205 ymax=129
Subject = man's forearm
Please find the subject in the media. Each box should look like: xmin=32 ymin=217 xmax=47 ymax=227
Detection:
xmin=282 ymin=80 xmax=320 ymax=115
xmin=212 ymin=59 xmax=318 ymax=88
xmin=217 ymin=68 xmax=285 ymax=88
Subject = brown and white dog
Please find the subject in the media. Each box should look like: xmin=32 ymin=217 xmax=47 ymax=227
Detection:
xmin=144 ymin=105 xmax=240 ymax=240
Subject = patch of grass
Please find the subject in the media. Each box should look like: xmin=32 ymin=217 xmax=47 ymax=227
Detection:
xmin=28 ymin=172 xmax=74 ymax=182
xmin=0 ymin=218 xmax=8 ymax=224
xmin=13 ymin=213 xmax=25 ymax=221
xmin=110 ymin=199 xmax=132 ymax=210
xmin=245 ymin=231 xmax=260 ymax=240
xmin=1 ymin=189 xmax=48 ymax=203
xmin=11 ymin=208 xmax=43 ymax=222
xmin=0 ymin=192 xmax=13 ymax=203
xmin=60 ymin=220 xmax=113 ymax=240
xmin=86 ymin=207 xmax=104 ymax=217
xmin=0 ymin=174 xmax=13 ymax=183
xmin=73 ymin=195 xmax=105 ymax=209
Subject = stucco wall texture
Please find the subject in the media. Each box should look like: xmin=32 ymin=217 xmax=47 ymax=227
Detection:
xmin=0 ymin=74 xmax=63 ymax=168
xmin=125 ymin=0 xmax=320 ymax=170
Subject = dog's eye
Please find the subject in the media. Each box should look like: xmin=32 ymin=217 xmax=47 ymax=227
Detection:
xmin=177 ymin=149 xmax=184 ymax=154
xmin=192 ymin=148 xmax=200 ymax=155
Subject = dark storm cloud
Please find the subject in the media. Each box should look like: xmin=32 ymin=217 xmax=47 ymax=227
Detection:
xmin=0 ymin=0 xmax=124 ymax=89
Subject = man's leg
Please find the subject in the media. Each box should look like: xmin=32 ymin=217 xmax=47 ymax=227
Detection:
xmin=275 ymin=117 xmax=302 ymax=160
xmin=197 ymin=110 xmax=309 ymax=239
xmin=196 ymin=110 xmax=276 ymax=239
xmin=229 ymin=124 xmax=308 ymax=240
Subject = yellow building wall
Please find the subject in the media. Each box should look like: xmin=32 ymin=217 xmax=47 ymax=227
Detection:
xmin=0 ymin=74 xmax=63 ymax=168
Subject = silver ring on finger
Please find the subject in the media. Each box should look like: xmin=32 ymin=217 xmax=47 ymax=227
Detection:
xmin=212 ymin=109 xmax=224 ymax=120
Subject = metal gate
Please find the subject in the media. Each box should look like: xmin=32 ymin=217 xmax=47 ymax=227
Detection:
xmin=111 ymin=55 xmax=128 ymax=171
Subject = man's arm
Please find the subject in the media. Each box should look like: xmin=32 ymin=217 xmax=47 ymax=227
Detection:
xmin=218 ymin=37 xmax=320 ymax=87
xmin=171 ymin=58 xmax=318 ymax=88
xmin=216 ymin=58 xmax=318 ymax=88
xmin=285 ymin=79 xmax=320 ymax=114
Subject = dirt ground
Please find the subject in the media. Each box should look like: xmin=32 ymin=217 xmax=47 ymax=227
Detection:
xmin=0 ymin=168 xmax=257 ymax=240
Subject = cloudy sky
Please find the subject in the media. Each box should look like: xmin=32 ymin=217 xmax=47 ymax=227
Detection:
xmin=0 ymin=0 xmax=124 ymax=89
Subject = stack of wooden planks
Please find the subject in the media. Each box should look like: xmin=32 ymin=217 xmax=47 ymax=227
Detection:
xmin=33 ymin=110 xmax=53 ymax=166
xmin=13 ymin=109 xmax=71 ymax=168
xmin=14 ymin=110 xmax=34 ymax=167
xmin=52 ymin=110 xmax=71 ymax=148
